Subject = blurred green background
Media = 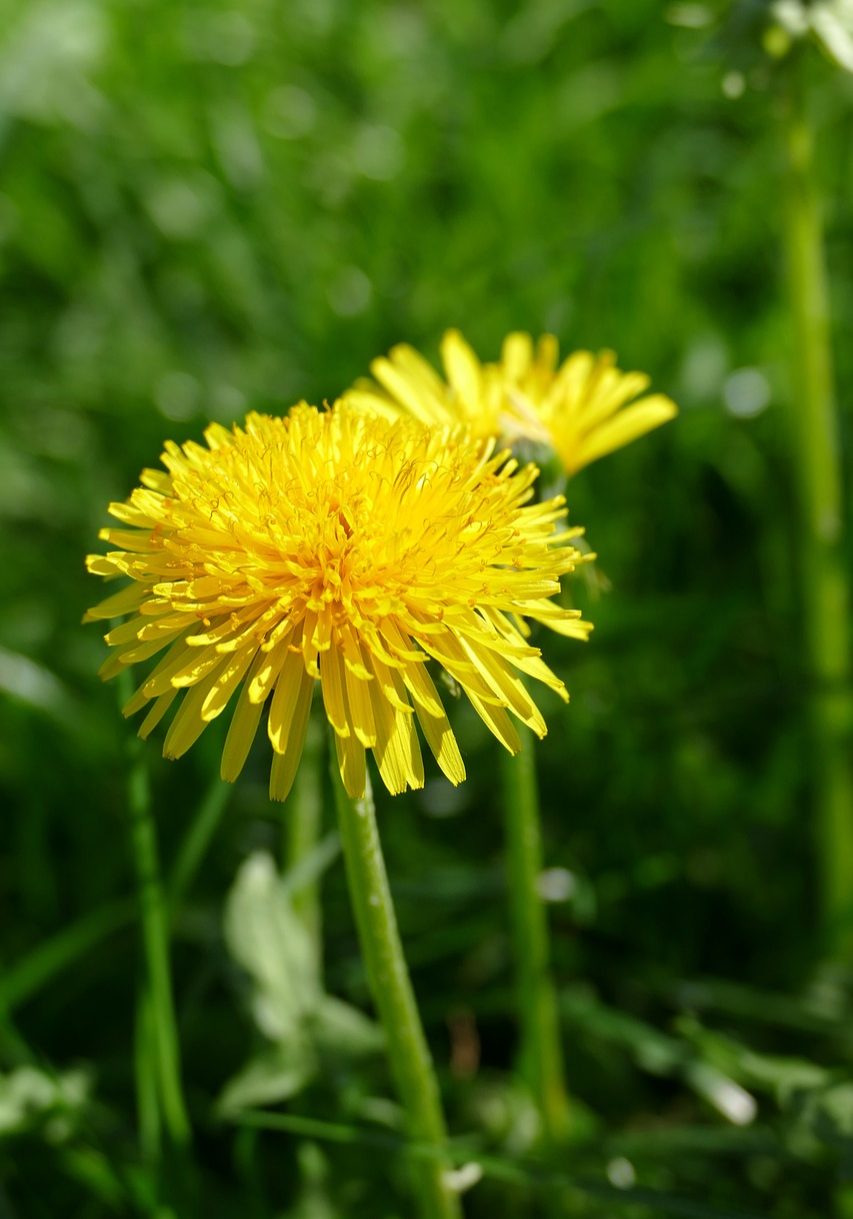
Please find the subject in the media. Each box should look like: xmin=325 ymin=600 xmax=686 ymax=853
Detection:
xmin=3 ymin=0 xmax=853 ymax=1215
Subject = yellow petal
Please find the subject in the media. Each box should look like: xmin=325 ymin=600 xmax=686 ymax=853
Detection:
xmin=269 ymin=670 xmax=314 ymax=801
xmin=400 ymin=656 xmax=445 ymax=718
xmin=339 ymin=387 xmax=401 ymax=421
xmin=368 ymin=659 xmax=423 ymax=794
xmin=391 ymin=344 xmax=452 ymax=412
xmin=138 ymin=688 xmax=178 ymax=739
xmin=467 ymin=690 xmax=521 ymax=754
xmin=458 ymin=636 xmax=547 ymax=737
xmin=220 ymin=655 xmax=266 ymax=782
xmin=336 ymin=729 xmax=367 ymax=798
xmin=83 ymin=582 xmax=146 ymax=623
xmin=416 ymin=629 xmax=504 ymax=708
xmin=534 ymin=333 xmax=559 ymax=378
xmin=201 ymin=643 xmax=258 ymax=722
xmin=98 ymin=652 xmax=128 ymax=681
xmin=97 ymin=528 xmax=161 ymax=553
xmin=524 ymin=601 xmax=594 ymax=639
xmin=139 ymin=467 xmax=171 ymax=492
xmin=268 ymin=644 xmax=314 ymax=754
xmin=571 ymin=395 xmax=677 ymax=471
xmin=343 ymin=637 xmax=377 ymax=747
xmin=440 ymin=329 xmax=482 ymax=411
xmin=117 ymin=627 xmax=187 ymax=668
xmin=104 ymin=616 xmax=150 ymax=647
xmin=411 ymin=696 xmax=465 ymax=786
xmin=370 ymin=353 xmax=443 ymax=426
xmin=576 ymin=368 xmax=651 ymax=430
xmin=163 ymin=660 xmax=228 ymax=759
xmin=339 ymin=623 xmax=373 ymax=680
xmin=366 ymin=653 xmax=414 ymax=714
xmin=249 ymin=636 xmax=291 ymax=704
xmin=168 ymin=644 xmax=229 ymax=690
xmin=107 ymin=500 xmax=157 ymax=528
xmin=138 ymin=636 xmax=194 ymax=698
xmin=501 ymin=332 xmax=533 ymax=382
xmin=320 ymin=644 xmax=350 ymax=738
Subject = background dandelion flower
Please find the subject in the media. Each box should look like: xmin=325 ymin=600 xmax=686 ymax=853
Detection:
xmin=344 ymin=329 xmax=509 ymax=439
xmin=344 ymin=329 xmax=678 ymax=475
xmin=85 ymin=404 xmax=592 ymax=801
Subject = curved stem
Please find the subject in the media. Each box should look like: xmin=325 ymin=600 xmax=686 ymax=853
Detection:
xmin=501 ymin=731 xmax=570 ymax=1143
xmin=121 ymin=672 xmax=191 ymax=1150
xmin=329 ymin=753 xmax=462 ymax=1219
xmin=782 ymin=64 xmax=853 ymax=955
xmin=135 ymin=988 xmax=161 ymax=1164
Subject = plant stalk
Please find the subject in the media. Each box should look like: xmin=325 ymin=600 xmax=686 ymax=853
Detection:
xmin=329 ymin=753 xmax=462 ymax=1219
xmin=501 ymin=732 xmax=571 ymax=1142
xmin=782 ymin=65 xmax=853 ymax=955
xmin=135 ymin=988 xmax=161 ymax=1164
xmin=120 ymin=670 xmax=191 ymax=1150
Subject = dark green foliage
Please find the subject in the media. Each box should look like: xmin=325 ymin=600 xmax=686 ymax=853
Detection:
xmin=2 ymin=0 xmax=853 ymax=1214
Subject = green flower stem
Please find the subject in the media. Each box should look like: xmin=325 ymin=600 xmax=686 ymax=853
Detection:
xmin=119 ymin=673 xmax=191 ymax=1150
xmin=135 ymin=989 xmax=161 ymax=1164
xmin=501 ymin=731 xmax=570 ymax=1143
xmin=285 ymin=716 xmax=324 ymax=956
xmin=329 ymin=753 xmax=462 ymax=1219
xmin=127 ymin=746 xmax=191 ymax=1148
xmin=782 ymin=64 xmax=853 ymax=955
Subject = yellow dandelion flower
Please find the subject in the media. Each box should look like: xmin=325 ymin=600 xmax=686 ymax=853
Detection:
xmin=344 ymin=329 xmax=677 ymax=476
xmin=345 ymin=330 xmax=508 ymax=440
xmin=85 ymin=403 xmax=591 ymax=802
xmin=499 ymin=332 xmax=678 ymax=475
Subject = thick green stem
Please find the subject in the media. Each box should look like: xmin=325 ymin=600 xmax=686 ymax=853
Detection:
xmin=329 ymin=754 xmax=462 ymax=1219
xmin=135 ymin=989 xmax=161 ymax=1164
xmin=782 ymin=68 xmax=853 ymax=955
xmin=285 ymin=717 xmax=324 ymax=957
xmin=123 ymin=707 xmax=191 ymax=1149
xmin=501 ymin=732 xmax=570 ymax=1143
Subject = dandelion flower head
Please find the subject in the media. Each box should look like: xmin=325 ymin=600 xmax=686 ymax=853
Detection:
xmin=344 ymin=329 xmax=677 ymax=477
xmin=86 ymin=404 xmax=591 ymax=801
